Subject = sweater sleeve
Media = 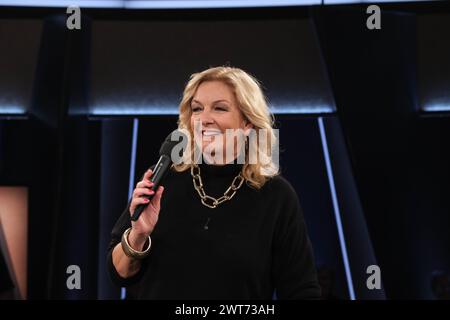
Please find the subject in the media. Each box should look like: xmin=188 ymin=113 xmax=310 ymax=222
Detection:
xmin=106 ymin=201 xmax=149 ymax=288
xmin=106 ymin=166 xmax=157 ymax=288
xmin=271 ymin=178 xmax=322 ymax=300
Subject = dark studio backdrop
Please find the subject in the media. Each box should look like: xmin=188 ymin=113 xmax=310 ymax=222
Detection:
xmin=0 ymin=1 xmax=449 ymax=300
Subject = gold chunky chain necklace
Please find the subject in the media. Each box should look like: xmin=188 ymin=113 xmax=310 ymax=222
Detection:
xmin=190 ymin=164 xmax=245 ymax=209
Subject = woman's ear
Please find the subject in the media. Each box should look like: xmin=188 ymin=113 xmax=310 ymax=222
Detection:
xmin=243 ymin=120 xmax=254 ymax=136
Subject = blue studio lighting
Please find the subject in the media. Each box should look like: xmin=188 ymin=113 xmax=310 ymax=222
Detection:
xmin=0 ymin=0 xmax=319 ymax=8
xmin=422 ymin=103 xmax=450 ymax=112
xmin=90 ymin=103 xmax=335 ymax=116
xmin=125 ymin=0 xmax=319 ymax=9
xmin=0 ymin=0 xmax=432 ymax=8
xmin=0 ymin=105 xmax=26 ymax=115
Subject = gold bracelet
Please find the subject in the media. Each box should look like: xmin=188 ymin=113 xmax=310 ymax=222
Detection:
xmin=121 ymin=227 xmax=151 ymax=259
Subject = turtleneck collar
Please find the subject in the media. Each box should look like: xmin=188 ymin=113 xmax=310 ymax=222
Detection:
xmin=197 ymin=162 xmax=243 ymax=178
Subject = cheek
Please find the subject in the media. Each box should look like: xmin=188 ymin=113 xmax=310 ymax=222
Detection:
xmin=218 ymin=114 xmax=240 ymax=130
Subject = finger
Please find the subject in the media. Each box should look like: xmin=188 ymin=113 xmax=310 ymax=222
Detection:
xmin=133 ymin=187 xmax=155 ymax=198
xmin=130 ymin=197 xmax=151 ymax=215
xmin=136 ymin=180 xmax=154 ymax=189
xmin=143 ymin=169 xmax=154 ymax=182
xmin=151 ymin=186 xmax=164 ymax=208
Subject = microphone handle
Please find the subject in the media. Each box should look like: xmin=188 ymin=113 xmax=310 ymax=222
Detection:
xmin=130 ymin=155 xmax=171 ymax=222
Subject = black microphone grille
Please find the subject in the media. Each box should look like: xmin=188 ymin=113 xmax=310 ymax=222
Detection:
xmin=159 ymin=129 xmax=188 ymax=157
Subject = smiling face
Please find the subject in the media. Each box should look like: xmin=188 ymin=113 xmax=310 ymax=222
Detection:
xmin=190 ymin=80 xmax=252 ymax=164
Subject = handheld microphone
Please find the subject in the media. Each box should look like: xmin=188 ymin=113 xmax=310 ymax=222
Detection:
xmin=130 ymin=129 xmax=188 ymax=222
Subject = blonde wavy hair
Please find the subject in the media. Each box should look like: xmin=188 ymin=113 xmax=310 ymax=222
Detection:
xmin=173 ymin=66 xmax=279 ymax=189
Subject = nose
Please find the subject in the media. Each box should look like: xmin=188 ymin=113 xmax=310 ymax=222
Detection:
xmin=198 ymin=108 xmax=214 ymax=127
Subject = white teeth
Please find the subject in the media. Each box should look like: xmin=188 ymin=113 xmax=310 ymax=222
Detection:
xmin=203 ymin=130 xmax=222 ymax=137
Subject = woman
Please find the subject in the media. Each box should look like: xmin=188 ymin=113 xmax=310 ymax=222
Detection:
xmin=107 ymin=66 xmax=321 ymax=299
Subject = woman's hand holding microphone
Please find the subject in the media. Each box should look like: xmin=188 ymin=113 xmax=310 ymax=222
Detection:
xmin=126 ymin=169 xmax=164 ymax=252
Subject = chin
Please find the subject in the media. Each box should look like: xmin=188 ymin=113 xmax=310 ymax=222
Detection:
xmin=201 ymin=141 xmax=212 ymax=150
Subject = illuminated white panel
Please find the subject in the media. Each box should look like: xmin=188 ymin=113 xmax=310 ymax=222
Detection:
xmin=325 ymin=0 xmax=436 ymax=3
xmin=90 ymin=104 xmax=334 ymax=115
xmin=125 ymin=0 xmax=319 ymax=9
xmin=323 ymin=0 xmax=359 ymax=3
xmin=422 ymin=102 xmax=450 ymax=112
xmin=270 ymin=103 xmax=335 ymax=114
xmin=0 ymin=0 xmax=319 ymax=8
xmin=91 ymin=104 xmax=179 ymax=115
xmin=0 ymin=106 xmax=26 ymax=115
xmin=0 ymin=0 xmax=435 ymax=7
xmin=0 ymin=0 xmax=124 ymax=7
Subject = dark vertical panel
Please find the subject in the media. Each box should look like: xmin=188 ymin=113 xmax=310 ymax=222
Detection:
xmin=409 ymin=116 xmax=450 ymax=298
xmin=29 ymin=15 xmax=68 ymax=127
xmin=50 ymin=119 xmax=101 ymax=299
xmin=68 ymin=15 xmax=92 ymax=116
xmin=97 ymin=119 xmax=134 ymax=299
xmin=277 ymin=115 xmax=349 ymax=300
xmin=47 ymin=15 xmax=100 ymax=299
xmin=28 ymin=15 xmax=68 ymax=297
xmin=324 ymin=116 xmax=385 ymax=299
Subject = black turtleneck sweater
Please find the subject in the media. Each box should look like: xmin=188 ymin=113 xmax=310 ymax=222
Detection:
xmin=106 ymin=164 xmax=321 ymax=300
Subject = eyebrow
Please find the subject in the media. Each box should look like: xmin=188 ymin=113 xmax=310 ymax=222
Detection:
xmin=191 ymin=99 xmax=230 ymax=106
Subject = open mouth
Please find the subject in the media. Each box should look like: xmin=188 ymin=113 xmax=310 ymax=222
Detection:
xmin=202 ymin=129 xmax=222 ymax=137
